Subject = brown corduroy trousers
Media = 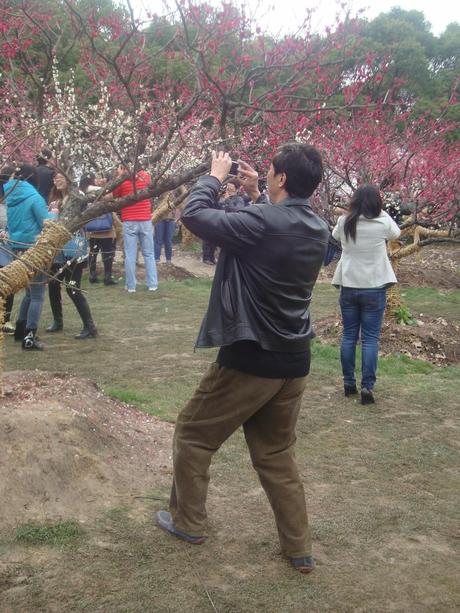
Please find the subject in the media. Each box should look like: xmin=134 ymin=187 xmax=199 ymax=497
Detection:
xmin=169 ymin=362 xmax=311 ymax=558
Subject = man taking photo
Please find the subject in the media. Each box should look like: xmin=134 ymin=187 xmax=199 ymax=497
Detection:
xmin=156 ymin=143 xmax=329 ymax=574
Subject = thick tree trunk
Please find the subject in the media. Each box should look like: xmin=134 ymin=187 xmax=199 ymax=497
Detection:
xmin=180 ymin=223 xmax=197 ymax=247
xmin=151 ymin=187 xmax=188 ymax=225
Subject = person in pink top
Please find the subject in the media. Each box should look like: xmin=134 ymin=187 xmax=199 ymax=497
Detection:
xmin=112 ymin=163 xmax=158 ymax=292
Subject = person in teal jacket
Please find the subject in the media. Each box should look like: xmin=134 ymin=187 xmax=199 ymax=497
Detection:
xmin=3 ymin=164 xmax=52 ymax=350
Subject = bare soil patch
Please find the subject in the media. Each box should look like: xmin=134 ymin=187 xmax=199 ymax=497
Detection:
xmin=111 ymin=247 xmax=215 ymax=282
xmin=1 ymin=254 xmax=458 ymax=611
xmin=156 ymin=261 xmax=197 ymax=281
xmin=0 ymin=372 xmax=173 ymax=528
xmin=314 ymin=314 xmax=460 ymax=365
xmin=0 ymin=366 xmax=458 ymax=612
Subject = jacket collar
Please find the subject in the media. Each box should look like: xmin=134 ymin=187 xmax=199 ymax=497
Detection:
xmin=276 ymin=195 xmax=310 ymax=207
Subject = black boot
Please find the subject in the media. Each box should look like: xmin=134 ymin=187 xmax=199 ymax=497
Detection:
xmin=103 ymin=253 xmax=117 ymax=285
xmin=14 ymin=319 xmax=27 ymax=342
xmin=88 ymin=250 xmax=99 ymax=283
xmin=73 ymin=295 xmax=98 ymax=339
xmin=46 ymin=319 xmax=63 ymax=333
xmin=48 ymin=277 xmax=63 ymax=329
xmin=361 ymin=388 xmax=375 ymax=405
xmin=22 ymin=329 xmax=44 ymax=351
xmin=344 ymin=383 xmax=358 ymax=397
xmin=74 ymin=324 xmax=98 ymax=339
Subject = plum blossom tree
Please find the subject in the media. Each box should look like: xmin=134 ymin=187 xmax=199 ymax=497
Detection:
xmin=0 ymin=0 xmax=458 ymax=328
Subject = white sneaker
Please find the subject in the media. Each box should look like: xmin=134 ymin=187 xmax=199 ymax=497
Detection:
xmin=148 ymin=286 xmax=158 ymax=292
xmin=127 ymin=288 xmax=136 ymax=293
xmin=2 ymin=321 xmax=15 ymax=334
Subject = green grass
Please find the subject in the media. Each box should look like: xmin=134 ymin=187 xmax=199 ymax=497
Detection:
xmin=15 ymin=520 xmax=82 ymax=546
xmin=402 ymin=287 xmax=460 ymax=322
xmin=310 ymin=282 xmax=339 ymax=319
xmin=5 ymin=277 xmax=459 ymax=422
xmin=311 ymin=283 xmax=460 ymax=323
xmin=311 ymin=339 xmax=456 ymax=378
xmin=2 ymin=273 xmax=460 ymax=612
xmin=104 ymin=385 xmax=192 ymax=421
xmin=180 ymin=240 xmax=203 ymax=254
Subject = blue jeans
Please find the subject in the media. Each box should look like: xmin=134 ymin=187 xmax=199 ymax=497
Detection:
xmin=123 ymin=221 xmax=158 ymax=290
xmin=154 ymin=220 xmax=176 ymax=262
xmin=339 ymin=287 xmax=387 ymax=390
xmin=18 ymin=271 xmax=47 ymax=330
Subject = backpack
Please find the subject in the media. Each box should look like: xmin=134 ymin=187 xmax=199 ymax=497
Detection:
xmin=84 ymin=212 xmax=113 ymax=233
xmin=57 ymin=230 xmax=88 ymax=262
xmin=323 ymin=233 xmax=342 ymax=266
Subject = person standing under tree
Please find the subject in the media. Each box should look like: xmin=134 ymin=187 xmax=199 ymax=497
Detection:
xmin=155 ymin=144 xmax=329 ymax=574
xmin=35 ymin=148 xmax=55 ymax=202
xmin=112 ymin=162 xmax=158 ymax=293
xmin=154 ymin=188 xmax=183 ymax=264
xmin=331 ymin=184 xmax=401 ymax=404
xmin=46 ymin=173 xmax=98 ymax=339
xmin=79 ymin=173 xmax=118 ymax=286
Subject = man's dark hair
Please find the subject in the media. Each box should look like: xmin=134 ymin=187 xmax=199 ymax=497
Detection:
xmin=0 ymin=166 xmax=15 ymax=187
xmin=79 ymin=172 xmax=96 ymax=193
xmin=226 ymin=177 xmax=240 ymax=189
xmin=36 ymin=148 xmax=53 ymax=165
xmin=272 ymin=142 xmax=323 ymax=198
xmin=14 ymin=164 xmax=39 ymax=189
xmin=0 ymin=166 xmax=15 ymax=197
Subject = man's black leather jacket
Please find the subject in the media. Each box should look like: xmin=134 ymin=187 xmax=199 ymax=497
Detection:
xmin=181 ymin=175 xmax=329 ymax=352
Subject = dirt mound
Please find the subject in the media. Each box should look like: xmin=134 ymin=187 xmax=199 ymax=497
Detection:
xmin=0 ymin=372 xmax=173 ymax=529
xmin=397 ymin=244 xmax=460 ymax=289
xmin=157 ymin=262 xmax=197 ymax=280
xmin=318 ymin=244 xmax=460 ymax=289
xmin=314 ymin=315 xmax=460 ymax=365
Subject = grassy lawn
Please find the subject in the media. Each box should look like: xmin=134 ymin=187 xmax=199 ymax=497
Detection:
xmin=2 ymin=279 xmax=459 ymax=612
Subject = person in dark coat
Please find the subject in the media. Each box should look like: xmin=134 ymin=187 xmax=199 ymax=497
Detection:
xmin=220 ymin=178 xmax=246 ymax=212
xmin=35 ymin=148 xmax=55 ymax=202
xmin=155 ymin=144 xmax=329 ymax=575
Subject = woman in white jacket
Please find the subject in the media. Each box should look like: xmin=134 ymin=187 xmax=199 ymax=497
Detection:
xmin=332 ymin=185 xmax=401 ymax=404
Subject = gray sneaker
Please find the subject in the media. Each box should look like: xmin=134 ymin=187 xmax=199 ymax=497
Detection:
xmin=290 ymin=555 xmax=315 ymax=573
xmin=155 ymin=511 xmax=206 ymax=544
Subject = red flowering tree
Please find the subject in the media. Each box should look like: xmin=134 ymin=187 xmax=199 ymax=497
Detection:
xmin=0 ymin=0 xmax=458 ymax=319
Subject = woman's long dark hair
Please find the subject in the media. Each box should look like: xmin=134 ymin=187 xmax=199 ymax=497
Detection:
xmin=48 ymin=175 xmax=70 ymax=210
xmin=79 ymin=173 xmax=96 ymax=193
xmin=344 ymin=184 xmax=383 ymax=242
xmin=0 ymin=164 xmax=38 ymax=191
xmin=0 ymin=166 xmax=15 ymax=197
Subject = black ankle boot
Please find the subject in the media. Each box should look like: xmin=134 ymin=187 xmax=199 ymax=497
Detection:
xmin=361 ymin=388 xmax=375 ymax=405
xmin=22 ymin=329 xmax=44 ymax=351
xmin=344 ymin=384 xmax=358 ymax=397
xmin=75 ymin=324 xmax=98 ymax=339
xmin=89 ymin=275 xmax=100 ymax=283
xmin=46 ymin=319 xmax=63 ymax=333
xmin=14 ymin=319 xmax=27 ymax=342
xmin=104 ymin=276 xmax=118 ymax=286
